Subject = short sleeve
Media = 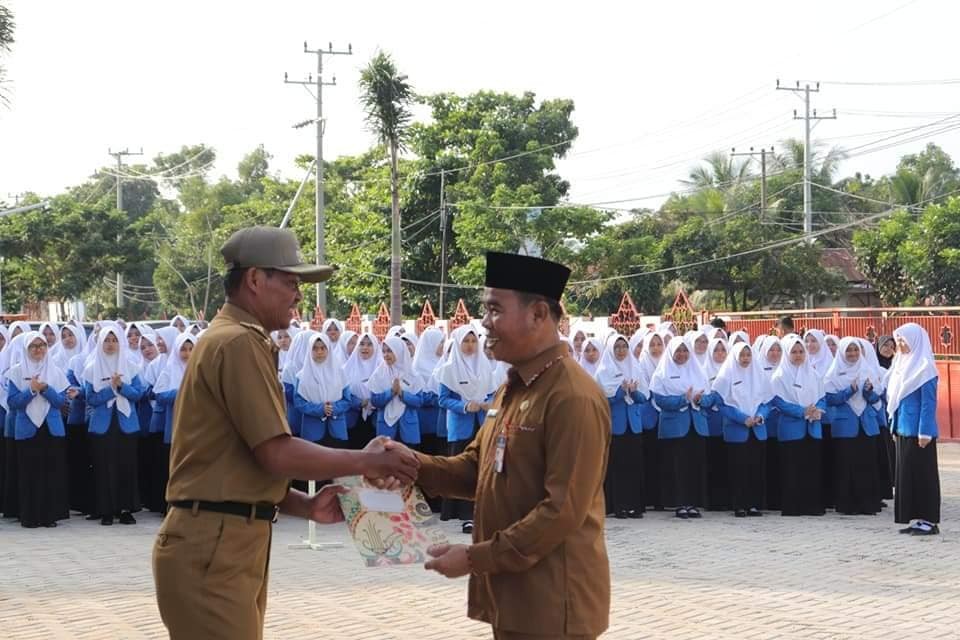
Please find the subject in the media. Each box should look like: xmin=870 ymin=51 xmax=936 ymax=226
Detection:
xmin=218 ymin=333 xmax=291 ymax=450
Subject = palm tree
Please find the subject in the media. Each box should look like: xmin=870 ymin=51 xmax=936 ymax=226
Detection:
xmin=681 ymin=150 xmax=752 ymax=190
xmin=889 ymin=167 xmax=951 ymax=208
xmin=0 ymin=2 xmax=15 ymax=107
xmin=359 ymin=51 xmax=414 ymax=325
xmin=774 ymin=137 xmax=846 ymax=183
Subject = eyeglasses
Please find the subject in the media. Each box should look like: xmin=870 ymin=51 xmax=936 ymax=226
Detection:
xmin=27 ymin=343 xmax=47 ymax=351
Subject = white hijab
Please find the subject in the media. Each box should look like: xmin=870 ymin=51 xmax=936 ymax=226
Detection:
xmin=321 ymin=318 xmax=347 ymax=362
xmin=823 ymin=336 xmax=876 ymax=417
xmin=771 ymin=335 xmax=824 ymax=408
xmin=343 ymin=332 xmax=383 ymax=419
xmin=169 ymin=315 xmax=190 ymax=332
xmin=82 ymin=325 xmax=136 ymax=417
xmin=8 ymin=331 xmax=71 ymax=427
xmin=637 ymin=332 xmax=665 ymax=386
xmin=368 ymin=336 xmax=423 ymax=427
xmin=51 ymin=323 xmax=86 ymax=371
xmin=296 ymin=333 xmax=347 ymax=404
xmin=0 ymin=333 xmax=28 ymax=412
xmin=436 ymin=326 xmax=492 ymax=405
xmin=702 ymin=337 xmax=728 ymax=388
xmin=154 ymin=332 xmax=197 ymax=395
xmin=595 ymin=333 xmax=648 ymax=400
xmin=9 ymin=320 xmax=32 ymax=339
xmin=579 ymin=336 xmax=604 ymax=377
xmin=281 ymin=329 xmax=317 ymax=387
xmin=713 ymin=342 xmax=771 ymax=418
xmin=729 ymin=330 xmax=750 ymax=345
xmin=38 ymin=321 xmax=60 ymax=348
xmin=886 ymin=323 xmax=939 ymax=419
xmin=804 ymin=329 xmax=832 ymax=373
xmin=684 ymin=330 xmax=709 ymax=369
xmin=650 ymin=337 xmax=709 ymax=398
xmin=412 ymin=327 xmax=445 ymax=394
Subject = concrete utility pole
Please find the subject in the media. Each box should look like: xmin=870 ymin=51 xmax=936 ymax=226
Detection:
xmin=438 ymin=168 xmax=448 ymax=318
xmin=284 ymin=41 xmax=352 ymax=315
xmin=776 ymin=81 xmax=835 ymax=308
xmin=731 ymin=146 xmax=775 ymax=217
xmin=108 ymin=147 xmax=143 ymax=310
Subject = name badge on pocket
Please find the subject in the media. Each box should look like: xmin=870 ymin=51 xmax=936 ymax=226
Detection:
xmin=494 ymin=432 xmax=507 ymax=473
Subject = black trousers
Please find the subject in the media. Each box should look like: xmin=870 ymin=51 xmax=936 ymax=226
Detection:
xmin=90 ymin=415 xmax=140 ymax=516
xmin=606 ymin=430 xmax=645 ymax=515
xmin=440 ymin=438 xmax=475 ymax=521
xmin=832 ymin=429 xmax=880 ymax=515
xmin=659 ymin=428 xmax=707 ymax=508
xmin=17 ymin=426 xmax=69 ymax=526
xmin=780 ymin=436 xmax=824 ymax=516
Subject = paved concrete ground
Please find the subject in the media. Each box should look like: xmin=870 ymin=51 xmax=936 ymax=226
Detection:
xmin=1 ymin=444 xmax=958 ymax=640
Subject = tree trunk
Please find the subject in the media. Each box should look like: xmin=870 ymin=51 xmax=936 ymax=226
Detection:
xmin=389 ymin=143 xmax=402 ymax=325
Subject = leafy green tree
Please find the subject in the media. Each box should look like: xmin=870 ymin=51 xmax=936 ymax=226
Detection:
xmin=900 ymin=197 xmax=960 ymax=304
xmin=359 ymin=51 xmax=414 ymax=324
xmin=852 ymin=211 xmax=916 ymax=305
xmin=0 ymin=2 xmax=13 ymax=107
xmin=681 ymin=151 xmax=752 ymax=190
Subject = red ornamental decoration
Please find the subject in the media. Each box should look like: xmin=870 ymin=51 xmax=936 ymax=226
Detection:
xmin=345 ymin=304 xmax=363 ymax=334
xmin=663 ymin=289 xmax=696 ymax=336
xmin=309 ymin=305 xmax=326 ymax=331
xmin=416 ymin=300 xmax=438 ymax=336
xmin=609 ymin=292 xmax=641 ymax=337
xmin=448 ymin=299 xmax=473 ymax=333
xmin=372 ymin=302 xmax=391 ymax=341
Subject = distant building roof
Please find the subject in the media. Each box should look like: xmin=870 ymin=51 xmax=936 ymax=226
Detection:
xmin=820 ymin=248 xmax=872 ymax=288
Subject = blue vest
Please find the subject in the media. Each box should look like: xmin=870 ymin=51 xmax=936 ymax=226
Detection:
xmin=826 ymin=385 xmax=881 ymax=438
xmin=154 ymin=388 xmax=178 ymax=444
xmin=719 ymin=401 xmax=770 ymax=443
xmin=6 ymin=381 xmax=67 ymax=440
xmin=438 ymin=384 xmax=489 ymax=442
xmin=84 ymin=376 xmax=145 ymax=435
xmin=607 ymin=386 xmax=645 ymax=435
xmin=652 ymin=391 xmax=717 ymax=439
xmin=771 ymin=395 xmax=825 ymax=441
xmin=294 ymin=382 xmax=351 ymax=442
xmin=418 ymin=391 xmax=440 ymax=437
xmin=892 ymin=378 xmax=938 ymax=439
xmin=371 ymin=388 xmax=424 ymax=445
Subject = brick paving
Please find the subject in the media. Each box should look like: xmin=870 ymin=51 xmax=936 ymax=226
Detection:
xmin=1 ymin=444 xmax=958 ymax=639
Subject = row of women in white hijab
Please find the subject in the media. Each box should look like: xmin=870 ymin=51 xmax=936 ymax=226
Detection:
xmin=568 ymin=320 xmax=941 ymax=534
xmin=271 ymin=318 xmax=509 ymax=533
xmin=0 ymin=316 xmax=201 ymax=528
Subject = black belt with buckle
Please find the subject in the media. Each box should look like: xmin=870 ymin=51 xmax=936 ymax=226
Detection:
xmin=170 ymin=500 xmax=279 ymax=523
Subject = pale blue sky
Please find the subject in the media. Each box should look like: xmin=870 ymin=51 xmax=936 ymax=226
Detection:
xmin=1 ymin=0 xmax=955 ymax=211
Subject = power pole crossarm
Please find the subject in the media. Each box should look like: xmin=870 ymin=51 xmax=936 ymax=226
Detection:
xmin=731 ymin=146 xmax=775 ymax=218
xmin=108 ymin=147 xmax=143 ymax=312
xmin=283 ymin=41 xmax=352 ymax=317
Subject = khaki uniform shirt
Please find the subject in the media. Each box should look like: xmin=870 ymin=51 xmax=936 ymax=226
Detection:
xmin=165 ymin=303 xmax=291 ymax=506
xmin=417 ymin=342 xmax=611 ymax=637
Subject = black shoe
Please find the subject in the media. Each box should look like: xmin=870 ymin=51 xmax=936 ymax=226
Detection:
xmin=21 ymin=522 xmax=39 ymax=529
xmin=118 ymin=512 xmax=136 ymax=525
xmin=43 ymin=522 xmax=58 ymax=528
xmin=748 ymin=508 xmax=763 ymax=517
xmin=912 ymin=525 xmax=940 ymax=536
xmin=614 ymin=510 xmax=629 ymax=519
xmin=734 ymin=510 xmax=747 ymax=518
xmin=675 ymin=508 xmax=689 ymax=519
xmin=687 ymin=508 xmax=702 ymax=519
xmin=899 ymin=525 xmax=917 ymax=534
xmin=628 ymin=510 xmax=643 ymax=519
xmin=461 ymin=521 xmax=474 ymax=534
xmin=100 ymin=516 xmax=113 ymax=526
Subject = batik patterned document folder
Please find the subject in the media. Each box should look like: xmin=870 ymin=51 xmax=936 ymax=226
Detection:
xmin=335 ymin=476 xmax=449 ymax=567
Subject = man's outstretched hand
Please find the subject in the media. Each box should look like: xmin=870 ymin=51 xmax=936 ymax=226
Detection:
xmin=362 ymin=436 xmax=420 ymax=489
xmin=425 ymin=543 xmax=471 ymax=578
xmin=308 ymin=484 xmax=349 ymax=524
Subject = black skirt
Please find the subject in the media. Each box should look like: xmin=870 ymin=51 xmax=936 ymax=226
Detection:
xmin=876 ymin=426 xmax=895 ymax=500
xmin=820 ymin=422 xmax=835 ymax=510
xmin=706 ymin=435 xmax=731 ymax=511
xmin=0 ymin=433 xmax=5 ymax=515
xmin=659 ymin=426 xmax=707 ymax=508
xmin=148 ymin=437 xmax=171 ymax=513
xmin=440 ymin=438 xmax=475 ymax=521
xmin=17 ymin=426 xmax=69 ymax=527
xmin=765 ymin=437 xmax=781 ymax=511
xmin=348 ymin=413 xmax=376 ymax=450
xmin=780 ymin=436 xmax=824 ymax=516
xmin=642 ymin=428 xmax=662 ymax=509
xmin=729 ymin=433 xmax=766 ymax=511
xmin=606 ymin=430 xmax=644 ymax=515
xmin=894 ymin=436 xmax=941 ymax=524
xmin=90 ymin=414 xmax=140 ymax=516
xmin=66 ymin=423 xmax=94 ymax=514
xmin=832 ymin=428 xmax=880 ymax=515
xmin=2 ymin=436 xmax=18 ymax=518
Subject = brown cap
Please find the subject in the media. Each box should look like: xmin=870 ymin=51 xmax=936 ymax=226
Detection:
xmin=220 ymin=226 xmax=335 ymax=283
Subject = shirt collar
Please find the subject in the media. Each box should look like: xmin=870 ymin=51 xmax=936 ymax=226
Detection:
xmin=217 ymin=302 xmax=268 ymax=337
xmin=508 ymin=342 xmax=568 ymax=388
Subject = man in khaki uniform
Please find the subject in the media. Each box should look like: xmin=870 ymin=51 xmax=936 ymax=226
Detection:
xmin=152 ymin=226 xmax=419 ymax=640
xmin=418 ymin=252 xmax=612 ymax=640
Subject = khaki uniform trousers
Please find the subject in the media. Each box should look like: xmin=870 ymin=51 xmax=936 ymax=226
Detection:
xmin=153 ymin=507 xmax=272 ymax=640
